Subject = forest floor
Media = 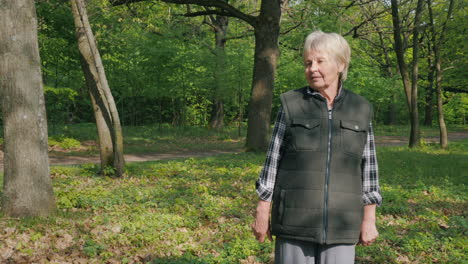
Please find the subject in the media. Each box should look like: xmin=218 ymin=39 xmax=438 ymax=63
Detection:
xmin=0 ymin=129 xmax=467 ymax=168
xmin=0 ymin=127 xmax=466 ymax=263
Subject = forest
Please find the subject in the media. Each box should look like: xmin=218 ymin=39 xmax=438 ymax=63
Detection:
xmin=7 ymin=0 xmax=468 ymax=131
xmin=0 ymin=0 xmax=467 ymax=263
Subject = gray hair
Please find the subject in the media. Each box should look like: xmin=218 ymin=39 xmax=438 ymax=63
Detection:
xmin=303 ymin=30 xmax=351 ymax=81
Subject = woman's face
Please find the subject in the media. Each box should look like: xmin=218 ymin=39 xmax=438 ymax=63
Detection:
xmin=304 ymin=50 xmax=344 ymax=92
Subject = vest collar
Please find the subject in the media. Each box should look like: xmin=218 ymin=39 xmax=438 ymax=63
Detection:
xmin=305 ymin=83 xmax=346 ymax=104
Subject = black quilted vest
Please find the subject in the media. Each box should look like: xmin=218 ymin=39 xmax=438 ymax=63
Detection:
xmin=271 ymin=87 xmax=372 ymax=244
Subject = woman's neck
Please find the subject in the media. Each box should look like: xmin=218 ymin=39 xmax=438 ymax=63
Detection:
xmin=318 ymin=82 xmax=340 ymax=110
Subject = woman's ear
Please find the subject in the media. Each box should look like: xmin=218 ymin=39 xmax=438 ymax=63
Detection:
xmin=338 ymin=62 xmax=345 ymax=73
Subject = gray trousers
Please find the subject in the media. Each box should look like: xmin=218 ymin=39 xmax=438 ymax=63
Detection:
xmin=275 ymin=237 xmax=356 ymax=264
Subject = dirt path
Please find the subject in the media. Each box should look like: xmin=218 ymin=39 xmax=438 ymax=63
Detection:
xmin=47 ymin=149 xmax=242 ymax=166
xmin=0 ymin=149 xmax=241 ymax=170
xmin=0 ymin=131 xmax=466 ymax=169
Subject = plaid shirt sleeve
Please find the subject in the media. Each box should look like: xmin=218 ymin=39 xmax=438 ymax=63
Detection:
xmin=362 ymin=122 xmax=382 ymax=205
xmin=255 ymin=107 xmax=286 ymax=202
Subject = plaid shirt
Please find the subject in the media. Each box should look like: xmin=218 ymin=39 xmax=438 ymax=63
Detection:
xmin=256 ymin=88 xmax=382 ymax=205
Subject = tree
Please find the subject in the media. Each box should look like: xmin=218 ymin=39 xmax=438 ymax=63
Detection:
xmin=427 ymin=0 xmax=455 ymax=149
xmin=342 ymin=1 xmax=400 ymax=125
xmin=206 ymin=14 xmax=229 ymax=129
xmin=71 ymin=0 xmax=125 ymax=176
xmin=182 ymin=8 xmax=231 ymax=129
xmin=0 ymin=0 xmax=56 ymax=217
xmin=390 ymin=0 xmax=424 ymax=147
xmin=423 ymin=37 xmax=436 ymax=126
xmin=111 ymin=0 xmax=283 ymax=151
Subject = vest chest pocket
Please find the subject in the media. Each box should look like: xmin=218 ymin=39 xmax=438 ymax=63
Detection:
xmin=340 ymin=120 xmax=367 ymax=156
xmin=290 ymin=118 xmax=321 ymax=151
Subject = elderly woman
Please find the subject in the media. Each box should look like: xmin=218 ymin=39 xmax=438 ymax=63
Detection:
xmin=252 ymin=30 xmax=382 ymax=263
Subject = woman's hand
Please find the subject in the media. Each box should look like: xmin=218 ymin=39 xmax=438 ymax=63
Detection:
xmin=359 ymin=219 xmax=378 ymax=246
xmin=251 ymin=200 xmax=273 ymax=243
xmin=358 ymin=204 xmax=379 ymax=246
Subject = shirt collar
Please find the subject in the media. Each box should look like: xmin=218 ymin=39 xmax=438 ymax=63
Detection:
xmin=306 ymin=82 xmax=344 ymax=100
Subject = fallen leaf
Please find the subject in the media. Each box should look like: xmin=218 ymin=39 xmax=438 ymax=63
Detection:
xmin=111 ymin=225 xmax=121 ymax=233
xmin=4 ymin=227 xmax=16 ymax=235
xmin=72 ymin=258 xmax=88 ymax=264
xmin=438 ymin=222 xmax=449 ymax=229
xmin=0 ymin=247 xmax=14 ymax=260
xmin=55 ymin=233 xmax=74 ymax=250
xmin=396 ymin=255 xmax=411 ymax=263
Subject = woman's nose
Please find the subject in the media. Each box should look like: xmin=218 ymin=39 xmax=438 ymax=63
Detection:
xmin=310 ymin=63 xmax=318 ymax=72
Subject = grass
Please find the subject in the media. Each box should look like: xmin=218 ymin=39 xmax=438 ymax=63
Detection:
xmin=123 ymin=124 xmax=244 ymax=154
xmin=0 ymin=139 xmax=467 ymax=263
xmin=373 ymin=124 xmax=467 ymax=137
xmin=44 ymin=123 xmax=246 ymax=156
xmin=0 ymin=153 xmax=270 ymax=263
xmin=356 ymin=140 xmax=467 ymax=263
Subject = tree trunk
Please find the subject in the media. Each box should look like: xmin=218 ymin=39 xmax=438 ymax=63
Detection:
xmin=81 ymin=55 xmax=114 ymax=168
xmin=386 ymin=97 xmax=398 ymax=125
xmin=209 ymin=98 xmax=225 ymax=129
xmin=0 ymin=0 xmax=56 ymax=217
xmin=427 ymin=0 xmax=454 ymax=149
xmin=390 ymin=0 xmax=412 ymax=112
xmin=378 ymin=29 xmax=398 ymax=125
xmin=435 ymin=60 xmax=448 ymax=148
xmin=209 ymin=15 xmax=228 ymax=129
xmin=71 ymin=0 xmax=125 ymax=176
xmin=390 ymin=0 xmax=420 ymax=147
xmin=246 ymin=0 xmax=281 ymax=151
xmin=408 ymin=0 xmax=424 ymax=148
xmin=424 ymin=64 xmax=435 ymax=126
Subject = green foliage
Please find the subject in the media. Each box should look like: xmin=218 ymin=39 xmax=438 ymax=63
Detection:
xmin=44 ymin=85 xmax=79 ymax=125
xmin=49 ymin=123 xmax=97 ymax=141
xmin=48 ymin=134 xmax=81 ymax=149
xmin=443 ymin=93 xmax=468 ymax=125
xmin=34 ymin=0 xmax=466 ymax=128
xmin=101 ymin=166 xmax=116 ymax=177
xmin=83 ymin=239 xmax=107 ymax=257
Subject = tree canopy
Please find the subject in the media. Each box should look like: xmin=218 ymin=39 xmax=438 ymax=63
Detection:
xmin=4 ymin=0 xmax=467 ymax=136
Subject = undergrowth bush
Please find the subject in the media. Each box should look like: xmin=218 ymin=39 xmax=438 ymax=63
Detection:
xmin=49 ymin=134 xmax=81 ymax=149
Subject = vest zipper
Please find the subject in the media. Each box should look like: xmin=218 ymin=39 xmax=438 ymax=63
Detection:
xmin=323 ymin=108 xmax=333 ymax=244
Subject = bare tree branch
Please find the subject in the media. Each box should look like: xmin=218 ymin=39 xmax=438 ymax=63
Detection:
xmin=225 ymin=31 xmax=254 ymax=41
xmin=343 ymin=9 xmax=387 ymax=37
xmin=110 ymin=0 xmax=256 ymax=26
xmin=442 ymin=66 xmax=456 ymax=72
xmin=204 ymin=6 xmax=216 ymax=24
xmin=340 ymin=0 xmax=380 ymax=10
xmin=280 ymin=20 xmax=303 ymax=35
xmin=177 ymin=10 xmax=231 ymax=17
xmin=110 ymin=0 xmax=148 ymax=6
xmin=443 ymin=87 xmax=468 ymax=94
